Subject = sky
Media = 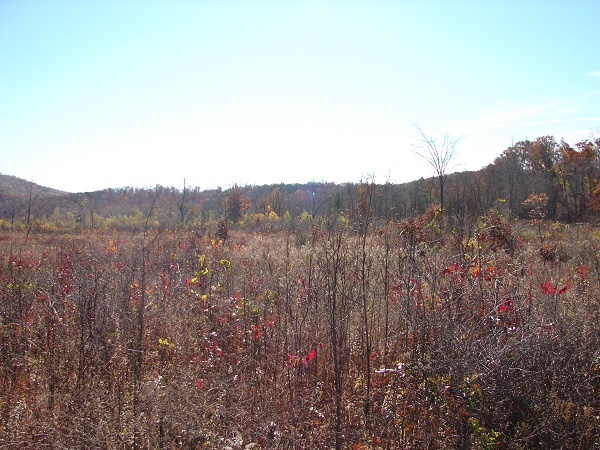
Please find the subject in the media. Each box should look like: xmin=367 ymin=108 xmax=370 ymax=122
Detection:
xmin=1 ymin=0 xmax=599 ymax=193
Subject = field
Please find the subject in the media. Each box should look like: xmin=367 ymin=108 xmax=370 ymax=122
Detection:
xmin=1 ymin=210 xmax=599 ymax=449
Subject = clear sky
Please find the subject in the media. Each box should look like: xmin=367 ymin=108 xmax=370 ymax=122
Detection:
xmin=1 ymin=0 xmax=599 ymax=193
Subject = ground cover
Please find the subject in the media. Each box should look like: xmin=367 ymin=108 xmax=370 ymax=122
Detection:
xmin=1 ymin=213 xmax=599 ymax=448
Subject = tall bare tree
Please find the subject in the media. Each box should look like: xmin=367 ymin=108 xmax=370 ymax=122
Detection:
xmin=24 ymin=179 xmax=44 ymax=243
xmin=413 ymin=125 xmax=459 ymax=215
xmin=177 ymin=178 xmax=189 ymax=223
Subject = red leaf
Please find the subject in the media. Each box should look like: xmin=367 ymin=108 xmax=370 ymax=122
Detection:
xmin=306 ymin=348 xmax=316 ymax=362
xmin=442 ymin=262 xmax=461 ymax=274
xmin=541 ymin=281 xmax=555 ymax=294
xmin=557 ymin=285 xmax=568 ymax=294
xmin=498 ymin=299 xmax=512 ymax=312
xmin=541 ymin=280 xmax=567 ymax=294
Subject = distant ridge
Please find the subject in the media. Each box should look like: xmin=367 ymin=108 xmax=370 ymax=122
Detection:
xmin=0 ymin=173 xmax=68 ymax=197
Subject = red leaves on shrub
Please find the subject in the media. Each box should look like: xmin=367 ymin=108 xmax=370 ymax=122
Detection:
xmin=540 ymin=281 xmax=553 ymax=294
xmin=288 ymin=343 xmax=324 ymax=369
xmin=442 ymin=262 xmax=496 ymax=282
xmin=441 ymin=262 xmax=461 ymax=274
xmin=302 ymin=348 xmax=317 ymax=368
xmin=7 ymin=252 xmax=40 ymax=269
xmin=540 ymin=281 xmax=567 ymax=294
xmin=497 ymin=299 xmax=520 ymax=327
xmin=558 ymin=285 xmax=568 ymax=294
xmin=498 ymin=299 xmax=513 ymax=312
xmin=577 ymin=266 xmax=589 ymax=280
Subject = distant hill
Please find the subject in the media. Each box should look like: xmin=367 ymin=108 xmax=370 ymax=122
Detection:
xmin=0 ymin=173 xmax=67 ymax=198
xmin=0 ymin=174 xmax=70 ymax=221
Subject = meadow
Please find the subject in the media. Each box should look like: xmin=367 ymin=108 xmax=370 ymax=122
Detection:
xmin=1 ymin=208 xmax=599 ymax=449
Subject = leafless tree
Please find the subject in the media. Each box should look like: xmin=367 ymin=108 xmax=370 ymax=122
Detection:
xmin=413 ymin=125 xmax=459 ymax=215
xmin=177 ymin=178 xmax=189 ymax=223
xmin=24 ymin=179 xmax=44 ymax=243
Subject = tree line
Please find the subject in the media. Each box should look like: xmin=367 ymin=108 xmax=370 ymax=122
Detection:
xmin=1 ymin=133 xmax=599 ymax=235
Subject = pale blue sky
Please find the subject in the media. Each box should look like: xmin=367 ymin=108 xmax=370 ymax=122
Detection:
xmin=1 ymin=0 xmax=599 ymax=193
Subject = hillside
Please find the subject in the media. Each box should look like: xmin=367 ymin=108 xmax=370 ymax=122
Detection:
xmin=0 ymin=173 xmax=67 ymax=197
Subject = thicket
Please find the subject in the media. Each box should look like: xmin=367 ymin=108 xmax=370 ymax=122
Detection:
xmin=1 ymin=203 xmax=599 ymax=449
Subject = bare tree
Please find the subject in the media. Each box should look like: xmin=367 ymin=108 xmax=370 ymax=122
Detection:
xmin=24 ymin=179 xmax=44 ymax=243
xmin=413 ymin=125 xmax=459 ymax=214
xmin=177 ymin=178 xmax=189 ymax=223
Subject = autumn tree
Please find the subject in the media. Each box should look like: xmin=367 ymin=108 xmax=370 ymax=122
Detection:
xmin=524 ymin=136 xmax=560 ymax=217
xmin=224 ymin=184 xmax=250 ymax=223
xmin=491 ymin=143 xmax=529 ymax=215
xmin=560 ymin=139 xmax=599 ymax=219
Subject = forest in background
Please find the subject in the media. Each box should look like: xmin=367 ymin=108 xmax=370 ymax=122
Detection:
xmin=1 ymin=134 xmax=600 ymax=236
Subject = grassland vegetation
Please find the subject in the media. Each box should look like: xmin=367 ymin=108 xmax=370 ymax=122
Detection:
xmin=1 ymin=205 xmax=599 ymax=449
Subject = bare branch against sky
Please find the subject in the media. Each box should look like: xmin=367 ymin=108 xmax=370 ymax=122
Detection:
xmin=412 ymin=124 xmax=459 ymax=212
